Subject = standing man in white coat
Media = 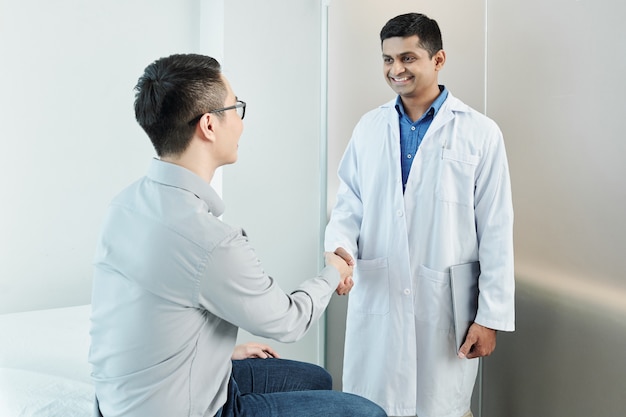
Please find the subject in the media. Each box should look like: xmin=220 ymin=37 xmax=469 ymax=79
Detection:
xmin=325 ymin=13 xmax=515 ymax=417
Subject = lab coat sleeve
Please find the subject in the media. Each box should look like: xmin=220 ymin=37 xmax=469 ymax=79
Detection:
xmin=324 ymin=130 xmax=363 ymax=261
xmin=473 ymin=122 xmax=515 ymax=332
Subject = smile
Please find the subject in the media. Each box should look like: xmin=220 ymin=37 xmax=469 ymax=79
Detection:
xmin=390 ymin=75 xmax=412 ymax=83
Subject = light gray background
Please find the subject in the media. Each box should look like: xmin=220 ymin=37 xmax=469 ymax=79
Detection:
xmin=0 ymin=0 xmax=199 ymax=313
xmin=324 ymin=1 xmax=626 ymax=416
xmin=1 ymin=0 xmax=625 ymax=415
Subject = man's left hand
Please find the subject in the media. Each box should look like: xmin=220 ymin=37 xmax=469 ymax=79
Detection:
xmin=458 ymin=323 xmax=496 ymax=359
xmin=231 ymin=342 xmax=280 ymax=360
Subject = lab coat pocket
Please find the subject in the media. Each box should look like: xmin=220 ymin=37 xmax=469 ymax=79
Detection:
xmin=351 ymin=257 xmax=389 ymax=315
xmin=415 ymin=265 xmax=453 ymax=330
xmin=436 ymin=149 xmax=479 ymax=206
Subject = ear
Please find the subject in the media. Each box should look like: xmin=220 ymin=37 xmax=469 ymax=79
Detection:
xmin=433 ymin=49 xmax=446 ymax=71
xmin=197 ymin=113 xmax=218 ymax=144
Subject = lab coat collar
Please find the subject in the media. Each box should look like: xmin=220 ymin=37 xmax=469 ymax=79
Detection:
xmin=380 ymin=91 xmax=471 ymax=115
xmin=380 ymin=92 xmax=472 ymax=134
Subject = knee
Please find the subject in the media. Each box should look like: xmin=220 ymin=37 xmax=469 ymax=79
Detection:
xmin=270 ymin=358 xmax=333 ymax=391
xmin=336 ymin=392 xmax=387 ymax=416
xmin=353 ymin=395 xmax=387 ymax=417
xmin=304 ymin=363 xmax=332 ymax=390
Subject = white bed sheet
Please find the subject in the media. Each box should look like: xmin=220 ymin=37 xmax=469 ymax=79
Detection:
xmin=0 ymin=368 xmax=92 ymax=417
xmin=0 ymin=305 xmax=93 ymax=417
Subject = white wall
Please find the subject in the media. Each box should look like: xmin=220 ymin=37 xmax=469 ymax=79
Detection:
xmin=483 ymin=0 xmax=626 ymax=415
xmin=1 ymin=0 xmax=328 ymax=366
xmin=488 ymin=0 xmax=626 ymax=299
xmin=221 ymin=0 xmax=327 ymax=365
xmin=0 ymin=0 xmax=205 ymax=314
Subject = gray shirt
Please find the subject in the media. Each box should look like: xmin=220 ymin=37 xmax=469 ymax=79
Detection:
xmin=89 ymin=158 xmax=340 ymax=417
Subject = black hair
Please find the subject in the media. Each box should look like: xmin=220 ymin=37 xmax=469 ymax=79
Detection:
xmin=134 ymin=53 xmax=226 ymax=157
xmin=380 ymin=13 xmax=443 ymax=58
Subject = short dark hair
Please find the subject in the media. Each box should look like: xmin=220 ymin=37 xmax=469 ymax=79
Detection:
xmin=134 ymin=53 xmax=226 ymax=157
xmin=380 ymin=13 xmax=443 ymax=58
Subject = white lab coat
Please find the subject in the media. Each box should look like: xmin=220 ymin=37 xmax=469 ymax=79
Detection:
xmin=325 ymin=93 xmax=515 ymax=417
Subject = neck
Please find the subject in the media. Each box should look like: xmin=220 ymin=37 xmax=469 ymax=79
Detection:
xmin=161 ymin=141 xmax=217 ymax=184
xmin=401 ymin=85 xmax=441 ymax=121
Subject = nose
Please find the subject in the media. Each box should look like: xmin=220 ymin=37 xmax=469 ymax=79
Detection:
xmin=390 ymin=60 xmax=405 ymax=76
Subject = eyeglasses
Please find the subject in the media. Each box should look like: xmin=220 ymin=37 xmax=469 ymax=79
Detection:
xmin=211 ymin=100 xmax=246 ymax=120
xmin=188 ymin=100 xmax=246 ymax=125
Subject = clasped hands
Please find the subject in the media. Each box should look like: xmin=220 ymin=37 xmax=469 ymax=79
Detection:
xmin=231 ymin=248 xmax=355 ymax=361
xmin=324 ymin=247 xmax=354 ymax=296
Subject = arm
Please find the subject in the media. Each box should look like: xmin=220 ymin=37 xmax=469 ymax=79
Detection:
xmin=198 ymin=229 xmax=342 ymax=343
xmin=325 ymin=132 xmax=363 ymax=275
xmin=473 ymin=123 xmax=515 ymax=331
xmin=460 ymin=122 xmax=515 ymax=359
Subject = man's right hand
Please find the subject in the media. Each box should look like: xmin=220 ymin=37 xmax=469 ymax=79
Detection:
xmin=324 ymin=251 xmax=354 ymax=295
xmin=333 ymin=247 xmax=355 ymax=266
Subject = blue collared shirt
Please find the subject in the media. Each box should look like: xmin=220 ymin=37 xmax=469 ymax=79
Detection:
xmin=396 ymin=85 xmax=448 ymax=191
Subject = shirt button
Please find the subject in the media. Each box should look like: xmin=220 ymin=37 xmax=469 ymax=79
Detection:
xmin=407 ymin=154 xmax=412 ymax=159
xmin=396 ymin=210 xmax=403 ymax=217
xmin=411 ymin=126 xmax=416 ymax=131
xmin=404 ymin=289 xmax=411 ymax=295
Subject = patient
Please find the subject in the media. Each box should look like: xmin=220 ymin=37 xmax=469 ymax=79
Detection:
xmin=88 ymin=53 xmax=386 ymax=417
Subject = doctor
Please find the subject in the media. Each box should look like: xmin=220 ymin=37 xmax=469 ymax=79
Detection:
xmin=325 ymin=13 xmax=515 ymax=417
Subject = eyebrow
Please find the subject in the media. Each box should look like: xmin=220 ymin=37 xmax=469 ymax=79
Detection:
xmin=382 ymin=52 xmax=416 ymax=59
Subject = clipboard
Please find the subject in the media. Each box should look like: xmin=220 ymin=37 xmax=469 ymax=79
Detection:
xmin=450 ymin=261 xmax=480 ymax=351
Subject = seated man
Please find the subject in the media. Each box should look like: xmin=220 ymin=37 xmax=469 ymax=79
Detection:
xmin=88 ymin=53 xmax=386 ymax=417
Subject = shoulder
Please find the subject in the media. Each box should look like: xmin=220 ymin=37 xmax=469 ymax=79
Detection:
xmin=357 ymin=98 xmax=396 ymax=124
xmin=111 ymin=177 xmax=241 ymax=252
xmin=434 ymin=94 xmax=506 ymax=160
xmin=445 ymin=93 xmax=502 ymax=136
xmin=350 ymin=98 xmax=396 ymax=140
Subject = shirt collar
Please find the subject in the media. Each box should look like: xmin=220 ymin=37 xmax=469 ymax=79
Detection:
xmin=395 ymin=85 xmax=449 ymax=121
xmin=147 ymin=158 xmax=225 ymax=217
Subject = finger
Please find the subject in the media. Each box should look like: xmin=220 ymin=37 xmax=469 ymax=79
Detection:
xmin=465 ymin=350 xmax=481 ymax=359
xmin=252 ymin=343 xmax=278 ymax=358
xmin=334 ymin=247 xmax=355 ymax=266
xmin=263 ymin=347 xmax=280 ymax=359
xmin=336 ymin=278 xmax=352 ymax=295
xmin=457 ymin=335 xmax=475 ymax=359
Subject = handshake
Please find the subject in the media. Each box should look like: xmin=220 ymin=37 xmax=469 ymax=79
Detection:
xmin=324 ymin=247 xmax=354 ymax=296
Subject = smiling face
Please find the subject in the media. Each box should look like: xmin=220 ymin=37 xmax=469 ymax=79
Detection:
xmin=382 ymin=35 xmax=445 ymax=100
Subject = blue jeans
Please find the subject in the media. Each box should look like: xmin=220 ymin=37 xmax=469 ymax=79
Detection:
xmin=215 ymin=358 xmax=386 ymax=417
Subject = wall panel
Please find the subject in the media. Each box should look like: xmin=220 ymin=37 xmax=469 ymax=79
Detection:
xmin=0 ymin=0 xmax=202 ymax=314
xmin=221 ymin=0 xmax=326 ymax=364
xmin=483 ymin=0 xmax=626 ymax=414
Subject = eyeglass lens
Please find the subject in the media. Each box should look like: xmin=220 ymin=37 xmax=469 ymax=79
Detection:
xmin=236 ymin=102 xmax=246 ymax=120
